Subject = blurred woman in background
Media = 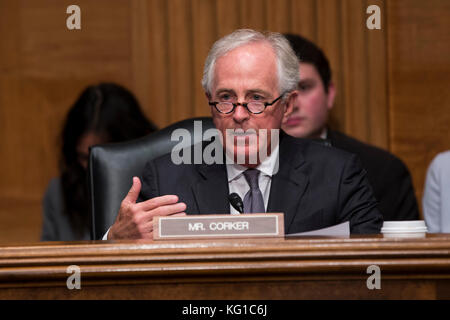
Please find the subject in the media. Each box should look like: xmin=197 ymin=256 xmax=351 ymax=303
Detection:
xmin=41 ymin=83 xmax=157 ymax=241
xmin=423 ymin=150 xmax=450 ymax=233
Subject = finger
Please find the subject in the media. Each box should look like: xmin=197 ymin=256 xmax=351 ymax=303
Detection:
xmin=152 ymin=202 xmax=187 ymax=217
xmin=141 ymin=220 xmax=154 ymax=234
xmin=141 ymin=231 xmax=154 ymax=240
xmin=137 ymin=203 xmax=187 ymax=223
xmin=140 ymin=212 xmax=187 ymax=239
xmin=170 ymin=212 xmax=187 ymax=217
xmin=137 ymin=194 xmax=181 ymax=211
xmin=123 ymin=177 xmax=141 ymax=205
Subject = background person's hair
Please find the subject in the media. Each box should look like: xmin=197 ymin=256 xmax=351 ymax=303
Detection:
xmin=60 ymin=82 xmax=157 ymax=234
xmin=283 ymin=33 xmax=332 ymax=93
xmin=202 ymin=29 xmax=300 ymax=99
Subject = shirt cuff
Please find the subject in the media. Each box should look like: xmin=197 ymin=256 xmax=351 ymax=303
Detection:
xmin=102 ymin=228 xmax=110 ymax=240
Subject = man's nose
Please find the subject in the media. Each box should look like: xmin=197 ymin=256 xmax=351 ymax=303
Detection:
xmin=232 ymin=104 xmax=250 ymax=123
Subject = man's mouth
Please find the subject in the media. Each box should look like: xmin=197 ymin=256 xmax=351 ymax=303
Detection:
xmin=228 ymin=129 xmax=258 ymax=137
xmin=284 ymin=117 xmax=303 ymax=126
xmin=225 ymin=129 xmax=259 ymax=148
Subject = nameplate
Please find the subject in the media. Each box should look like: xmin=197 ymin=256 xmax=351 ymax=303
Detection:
xmin=153 ymin=213 xmax=284 ymax=240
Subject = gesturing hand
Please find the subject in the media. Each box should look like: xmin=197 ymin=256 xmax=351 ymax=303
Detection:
xmin=108 ymin=177 xmax=186 ymax=239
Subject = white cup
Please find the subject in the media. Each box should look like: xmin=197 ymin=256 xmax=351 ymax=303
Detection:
xmin=381 ymin=220 xmax=428 ymax=238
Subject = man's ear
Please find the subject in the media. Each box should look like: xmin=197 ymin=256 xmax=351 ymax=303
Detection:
xmin=326 ymin=82 xmax=336 ymax=110
xmin=283 ymin=90 xmax=298 ymax=118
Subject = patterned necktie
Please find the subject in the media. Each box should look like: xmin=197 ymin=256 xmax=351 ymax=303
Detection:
xmin=243 ymin=169 xmax=265 ymax=213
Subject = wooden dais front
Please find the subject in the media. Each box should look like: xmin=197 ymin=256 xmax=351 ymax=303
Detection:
xmin=1 ymin=235 xmax=450 ymax=299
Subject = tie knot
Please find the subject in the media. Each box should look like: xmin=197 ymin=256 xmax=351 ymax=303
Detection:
xmin=243 ymin=169 xmax=260 ymax=189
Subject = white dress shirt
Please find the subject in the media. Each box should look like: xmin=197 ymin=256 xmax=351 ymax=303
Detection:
xmin=226 ymin=144 xmax=280 ymax=214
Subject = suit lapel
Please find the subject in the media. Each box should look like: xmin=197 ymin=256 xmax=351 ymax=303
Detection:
xmin=190 ymin=133 xmax=311 ymax=223
xmin=192 ymin=163 xmax=230 ymax=214
xmin=267 ymin=133 xmax=309 ymax=232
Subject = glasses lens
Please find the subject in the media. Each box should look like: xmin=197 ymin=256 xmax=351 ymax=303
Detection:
xmin=247 ymin=102 xmax=265 ymax=114
xmin=217 ymin=102 xmax=234 ymax=113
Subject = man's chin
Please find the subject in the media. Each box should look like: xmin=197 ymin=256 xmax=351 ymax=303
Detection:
xmin=226 ymin=145 xmax=260 ymax=166
xmin=283 ymin=127 xmax=310 ymax=139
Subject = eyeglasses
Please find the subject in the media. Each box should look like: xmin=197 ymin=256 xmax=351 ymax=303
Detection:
xmin=208 ymin=94 xmax=284 ymax=114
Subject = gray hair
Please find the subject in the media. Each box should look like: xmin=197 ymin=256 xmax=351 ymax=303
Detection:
xmin=201 ymin=29 xmax=299 ymax=98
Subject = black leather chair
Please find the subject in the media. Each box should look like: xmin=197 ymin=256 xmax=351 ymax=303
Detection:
xmin=88 ymin=117 xmax=215 ymax=239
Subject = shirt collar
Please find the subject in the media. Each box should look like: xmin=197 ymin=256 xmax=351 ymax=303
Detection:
xmin=320 ymin=127 xmax=328 ymax=140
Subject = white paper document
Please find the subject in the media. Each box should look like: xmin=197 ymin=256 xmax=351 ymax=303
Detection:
xmin=286 ymin=221 xmax=350 ymax=237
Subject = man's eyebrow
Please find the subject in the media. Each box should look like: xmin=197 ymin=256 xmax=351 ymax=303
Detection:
xmin=246 ymin=89 xmax=270 ymax=95
xmin=298 ymin=78 xmax=315 ymax=84
xmin=214 ymin=88 xmax=235 ymax=95
xmin=213 ymin=88 xmax=271 ymax=97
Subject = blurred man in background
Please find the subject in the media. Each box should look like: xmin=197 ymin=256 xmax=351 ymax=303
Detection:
xmin=282 ymin=33 xmax=419 ymax=221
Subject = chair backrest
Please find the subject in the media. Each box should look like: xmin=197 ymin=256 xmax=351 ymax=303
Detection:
xmin=88 ymin=117 xmax=215 ymax=239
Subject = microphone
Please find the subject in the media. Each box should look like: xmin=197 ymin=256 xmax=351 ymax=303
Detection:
xmin=228 ymin=193 xmax=244 ymax=214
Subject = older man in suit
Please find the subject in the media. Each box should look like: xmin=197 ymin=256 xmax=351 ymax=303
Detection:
xmin=106 ymin=29 xmax=383 ymax=240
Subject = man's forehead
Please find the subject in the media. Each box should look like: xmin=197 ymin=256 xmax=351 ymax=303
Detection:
xmin=212 ymin=43 xmax=278 ymax=92
xmin=215 ymin=42 xmax=276 ymax=70
xmin=299 ymin=62 xmax=320 ymax=78
xmin=221 ymin=41 xmax=274 ymax=58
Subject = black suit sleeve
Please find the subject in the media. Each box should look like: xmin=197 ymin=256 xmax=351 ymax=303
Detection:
xmin=338 ymin=154 xmax=384 ymax=234
xmin=139 ymin=160 xmax=160 ymax=202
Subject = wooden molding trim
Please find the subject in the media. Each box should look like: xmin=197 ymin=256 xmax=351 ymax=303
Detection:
xmin=2 ymin=235 xmax=450 ymax=299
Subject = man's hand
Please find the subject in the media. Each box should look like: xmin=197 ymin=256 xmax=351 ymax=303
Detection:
xmin=108 ymin=177 xmax=186 ymax=239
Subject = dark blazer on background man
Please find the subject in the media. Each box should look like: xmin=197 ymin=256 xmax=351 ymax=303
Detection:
xmin=140 ymin=132 xmax=383 ymax=234
xmin=327 ymin=130 xmax=420 ymax=221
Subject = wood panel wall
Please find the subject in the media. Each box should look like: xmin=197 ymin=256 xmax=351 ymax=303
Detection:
xmin=0 ymin=0 xmax=448 ymax=243
xmin=0 ymin=0 xmax=136 ymax=243
xmin=387 ymin=0 xmax=450 ymax=210
xmin=134 ymin=0 xmax=388 ymax=146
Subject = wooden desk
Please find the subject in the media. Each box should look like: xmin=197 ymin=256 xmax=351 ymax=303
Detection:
xmin=1 ymin=235 xmax=450 ymax=299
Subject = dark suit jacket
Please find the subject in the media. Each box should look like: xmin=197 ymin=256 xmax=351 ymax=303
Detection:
xmin=327 ymin=130 xmax=420 ymax=221
xmin=41 ymin=178 xmax=91 ymax=241
xmin=140 ymin=132 xmax=383 ymax=234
